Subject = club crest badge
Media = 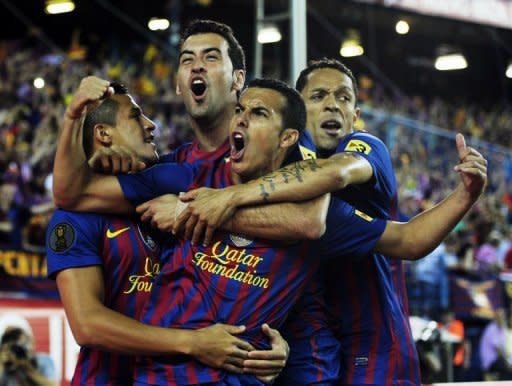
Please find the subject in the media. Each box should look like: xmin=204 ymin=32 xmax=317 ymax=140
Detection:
xmin=229 ymin=233 xmax=253 ymax=248
xmin=137 ymin=225 xmax=158 ymax=251
xmin=48 ymin=222 xmax=75 ymax=253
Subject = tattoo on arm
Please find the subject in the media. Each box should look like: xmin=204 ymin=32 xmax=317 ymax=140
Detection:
xmin=257 ymin=159 xmax=323 ymax=202
xmin=304 ymin=158 xmax=322 ymax=171
xmin=262 ymin=174 xmax=276 ymax=191
xmin=259 ymin=183 xmax=270 ymax=203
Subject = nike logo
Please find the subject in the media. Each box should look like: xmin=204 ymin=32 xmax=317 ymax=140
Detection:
xmin=106 ymin=227 xmax=130 ymax=238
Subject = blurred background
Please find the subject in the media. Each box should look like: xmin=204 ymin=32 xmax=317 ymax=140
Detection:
xmin=0 ymin=0 xmax=511 ymax=384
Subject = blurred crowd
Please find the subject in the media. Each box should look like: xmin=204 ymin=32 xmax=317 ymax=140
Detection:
xmin=1 ymin=38 xmax=512 ymax=381
xmin=359 ymin=74 xmax=512 ymax=148
xmin=0 ymin=39 xmax=188 ymax=253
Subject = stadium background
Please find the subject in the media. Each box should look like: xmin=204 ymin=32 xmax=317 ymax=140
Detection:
xmin=0 ymin=0 xmax=511 ymax=384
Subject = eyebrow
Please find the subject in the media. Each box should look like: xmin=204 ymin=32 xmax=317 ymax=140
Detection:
xmin=179 ymin=47 xmax=222 ymax=59
xmin=310 ymin=86 xmax=353 ymax=94
xmin=129 ymin=106 xmax=142 ymax=117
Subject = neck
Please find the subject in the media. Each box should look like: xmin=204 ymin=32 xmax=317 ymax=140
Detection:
xmin=230 ymin=153 xmax=286 ymax=186
xmin=190 ymin=102 xmax=235 ymax=152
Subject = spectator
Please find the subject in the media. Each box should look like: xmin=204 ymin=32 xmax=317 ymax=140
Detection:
xmin=412 ymin=235 xmax=458 ymax=317
xmin=0 ymin=327 xmax=56 ymax=386
xmin=439 ymin=309 xmax=470 ymax=381
xmin=479 ymin=308 xmax=512 ymax=379
xmin=475 ymin=230 xmax=502 ymax=273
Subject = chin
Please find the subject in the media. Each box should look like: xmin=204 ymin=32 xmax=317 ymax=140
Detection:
xmin=232 ymin=163 xmax=253 ymax=181
xmin=141 ymin=152 xmax=159 ymax=166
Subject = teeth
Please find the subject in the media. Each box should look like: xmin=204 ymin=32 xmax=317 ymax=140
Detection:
xmin=192 ymin=79 xmax=204 ymax=84
xmin=322 ymin=121 xmax=341 ymax=129
xmin=233 ymin=132 xmax=245 ymax=151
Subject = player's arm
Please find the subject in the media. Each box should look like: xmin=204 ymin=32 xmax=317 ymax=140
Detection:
xmin=226 ymin=194 xmax=330 ymax=241
xmin=56 ymin=266 xmax=254 ymax=372
xmin=375 ymin=134 xmax=487 ymax=260
xmin=229 ymin=151 xmax=371 ymax=204
xmin=137 ymin=194 xmax=330 ymax=246
xmin=173 ymin=152 xmax=370 ymax=243
xmin=53 ymin=77 xmax=196 ymax=213
xmin=52 ymin=76 xmax=133 ymax=213
xmin=180 ymin=152 xmax=369 ymax=213
xmin=376 ymin=184 xmax=479 ymax=260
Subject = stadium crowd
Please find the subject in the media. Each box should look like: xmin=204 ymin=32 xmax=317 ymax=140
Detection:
xmin=1 ymin=35 xmax=511 ymax=382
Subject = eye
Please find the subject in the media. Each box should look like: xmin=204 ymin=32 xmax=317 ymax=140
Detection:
xmin=310 ymin=93 xmax=324 ymax=101
xmin=234 ymin=106 xmax=242 ymax=114
xmin=253 ymin=109 xmax=268 ymax=118
xmin=180 ymin=56 xmax=193 ymax=65
xmin=206 ymin=54 xmax=219 ymax=61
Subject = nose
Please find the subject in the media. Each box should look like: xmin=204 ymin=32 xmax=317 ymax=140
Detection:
xmin=142 ymin=115 xmax=156 ymax=132
xmin=324 ymin=93 xmax=340 ymax=112
xmin=235 ymin=111 xmax=248 ymax=129
xmin=191 ymin=57 xmax=206 ymax=73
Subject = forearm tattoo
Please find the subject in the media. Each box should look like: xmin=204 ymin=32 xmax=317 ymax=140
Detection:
xmin=258 ymin=159 xmax=322 ymax=202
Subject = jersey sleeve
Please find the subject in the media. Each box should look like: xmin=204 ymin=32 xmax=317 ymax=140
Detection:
xmin=46 ymin=210 xmax=104 ymax=278
xmin=336 ymin=132 xmax=395 ymax=199
xmin=117 ymin=162 xmax=200 ymax=206
xmin=315 ymin=196 xmax=387 ymax=260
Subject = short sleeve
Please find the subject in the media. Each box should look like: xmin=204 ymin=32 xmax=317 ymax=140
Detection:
xmin=46 ymin=210 xmax=104 ymax=278
xmin=315 ymin=196 xmax=387 ymax=260
xmin=336 ymin=132 xmax=395 ymax=199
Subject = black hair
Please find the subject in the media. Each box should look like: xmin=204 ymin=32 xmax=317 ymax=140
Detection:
xmin=247 ymin=78 xmax=306 ymax=134
xmin=295 ymin=58 xmax=359 ymax=104
xmin=1 ymin=328 xmax=25 ymax=345
xmin=82 ymin=82 xmax=128 ymax=158
xmin=180 ymin=20 xmax=246 ymax=72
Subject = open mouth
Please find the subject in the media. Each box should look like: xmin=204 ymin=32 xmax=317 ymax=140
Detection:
xmin=230 ymin=131 xmax=246 ymax=161
xmin=320 ymin=119 xmax=342 ymax=136
xmin=190 ymin=78 xmax=207 ymax=100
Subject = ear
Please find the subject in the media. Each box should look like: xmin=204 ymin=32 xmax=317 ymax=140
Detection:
xmin=353 ymin=106 xmax=361 ymax=125
xmin=94 ymin=124 xmax=113 ymax=146
xmin=176 ymin=82 xmax=182 ymax=96
xmin=279 ymin=129 xmax=299 ymax=150
xmin=232 ymin=69 xmax=245 ymax=93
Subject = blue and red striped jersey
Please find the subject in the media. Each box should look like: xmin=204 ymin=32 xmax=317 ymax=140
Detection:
xmin=159 ymin=139 xmax=231 ymax=164
xmin=278 ymin=129 xmax=341 ymax=385
xmin=323 ymin=131 xmax=420 ymax=386
xmin=117 ymin=157 xmax=387 ymax=385
xmin=46 ymin=209 xmax=161 ymax=386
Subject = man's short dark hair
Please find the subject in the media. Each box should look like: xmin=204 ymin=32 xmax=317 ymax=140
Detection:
xmin=247 ymin=78 xmax=306 ymax=134
xmin=82 ymin=82 xmax=128 ymax=158
xmin=180 ymin=20 xmax=246 ymax=72
xmin=295 ymin=58 xmax=359 ymax=104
